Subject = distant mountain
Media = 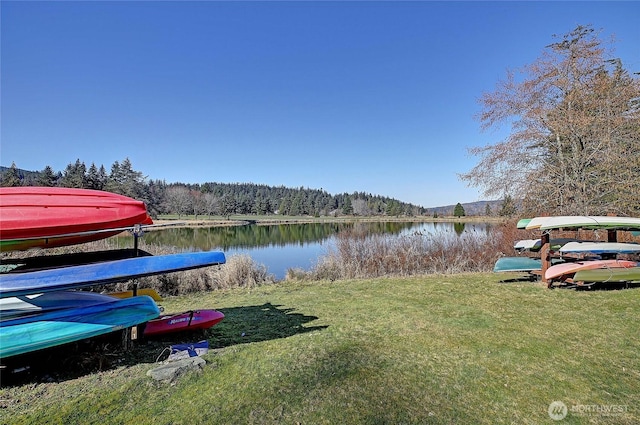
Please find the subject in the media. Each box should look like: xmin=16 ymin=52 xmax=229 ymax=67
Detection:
xmin=427 ymin=200 xmax=503 ymax=217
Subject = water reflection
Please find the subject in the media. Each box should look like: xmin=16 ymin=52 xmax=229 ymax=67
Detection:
xmin=138 ymin=221 xmax=420 ymax=251
xmin=122 ymin=221 xmax=491 ymax=279
xmin=454 ymin=222 xmax=465 ymax=235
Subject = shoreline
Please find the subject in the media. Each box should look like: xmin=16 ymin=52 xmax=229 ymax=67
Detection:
xmin=149 ymin=215 xmax=508 ymax=230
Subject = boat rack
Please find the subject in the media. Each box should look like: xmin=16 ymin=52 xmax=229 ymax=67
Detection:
xmin=539 ymin=227 xmax=639 ymax=288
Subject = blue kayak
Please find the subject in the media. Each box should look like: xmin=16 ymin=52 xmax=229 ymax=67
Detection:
xmin=0 ymin=251 xmax=226 ymax=298
xmin=0 ymin=295 xmax=160 ymax=358
xmin=0 ymin=290 xmax=119 ymax=320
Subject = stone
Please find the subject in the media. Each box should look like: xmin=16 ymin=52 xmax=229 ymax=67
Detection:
xmin=146 ymin=357 xmax=206 ymax=382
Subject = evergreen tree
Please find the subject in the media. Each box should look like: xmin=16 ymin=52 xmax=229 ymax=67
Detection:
xmin=146 ymin=179 xmax=167 ymax=217
xmin=104 ymin=158 xmax=146 ymax=199
xmin=98 ymin=165 xmax=108 ymax=189
xmin=1 ymin=162 xmax=22 ymax=187
xmin=385 ymin=200 xmax=402 ymax=216
xmin=120 ymin=158 xmax=145 ymax=198
xmin=278 ymin=195 xmax=291 ymax=215
xmin=342 ymin=197 xmax=353 ymax=215
xmin=499 ymin=194 xmax=517 ymax=217
xmin=104 ymin=161 xmax=123 ymax=194
xmin=59 ymin=159 xmax=86 ymax=188
xmin=86 ymin=163 xmax=106 ymax=190
xmin=453 ymin=202 xmax=466 ymax=217
xmin=37 ymin=166 xmax=58 ymax=187
xmin=220 ymin=194 xmax=236 ymax=219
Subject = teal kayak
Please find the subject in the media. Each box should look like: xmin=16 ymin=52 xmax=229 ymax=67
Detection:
xmin=493 ymin=257 xmax=542 ymax=273
xmin=0 ymin=295 xmax=160 ymax=358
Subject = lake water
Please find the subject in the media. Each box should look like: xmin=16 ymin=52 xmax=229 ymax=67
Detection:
xmin=134 ymin=221 xmax=490 ymax=280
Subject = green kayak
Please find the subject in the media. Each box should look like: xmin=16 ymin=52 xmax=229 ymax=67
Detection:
xmin=573 ymin=267 xmax=640 ymax=283
xmin=516 ymin=218 xmax=532 ymax=229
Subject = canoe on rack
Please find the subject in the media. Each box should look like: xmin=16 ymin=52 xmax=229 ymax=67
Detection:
xmin=493 ymin=257 xmax=542 ymax=273
xmin=573 ymin=267 xmax=640 ymax=283
xmin=525 ymin=216 xmax=640 ymax=231
xmin=545 ymin=259 xmax=637 ymax=280
xmin=0 ymin=187 xmax=153 ymax=252
xmin=559 ymin=241 xmax=640 ymax=255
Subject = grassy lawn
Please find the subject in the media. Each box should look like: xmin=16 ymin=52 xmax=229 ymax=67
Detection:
xmin=1 ymin=274 xmax=638 ymax=424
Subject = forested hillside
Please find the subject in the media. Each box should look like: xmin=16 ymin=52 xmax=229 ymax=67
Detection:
xmin=0 ymin=160 xmax=445 ymax=218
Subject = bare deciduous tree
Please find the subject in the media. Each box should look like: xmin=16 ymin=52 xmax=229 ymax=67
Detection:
xmin=460 ymin=25 xmax=640 ymax=216
xmin=164 ymin=186 xmax=192 ymax=218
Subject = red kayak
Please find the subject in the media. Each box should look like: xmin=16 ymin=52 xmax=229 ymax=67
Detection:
xmin=143 ymin=310 xmax=225 ymax=336
xmin=0 ymin=187 xmax=153 ymax=251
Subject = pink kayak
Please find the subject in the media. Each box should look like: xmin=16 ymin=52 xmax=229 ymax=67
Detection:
xmin=143 ymin=309 xmax=224 ymax=336
xmin=545 ymin=259 xmax=637 ymax=280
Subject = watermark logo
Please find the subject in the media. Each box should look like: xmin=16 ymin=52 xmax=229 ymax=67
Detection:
xmin=571 ymin=404 xmax=628 ymax=417
xmin=548 ymin=401 xmax=568 ymax=421
xmin=548 ymin=401 xmax=629 ymax=420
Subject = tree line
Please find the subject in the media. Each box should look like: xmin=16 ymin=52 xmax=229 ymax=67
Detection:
xmin=0 ymin=159 xmax=431 ymax=218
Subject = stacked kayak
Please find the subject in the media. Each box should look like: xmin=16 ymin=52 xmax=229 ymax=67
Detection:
xmin=559 ymin=241 xmax=640 ymax=255
xmin=0 ymin=296 xmax=160 ymax=358
xmin=513 ymin=215 xmax=640 ymax=288
xmin=0 ymin=187 xmax=226 ymax=359
xmin=144 ymin=309 xmax=225 ymax=336
xmin=0 ymin=251 xmax=227 ymax=298
xmin=545 ymin=259 xmax=637 ymax=280
xmin=0 ymin=187 xmax=153 ymax=252
xmin=523 ymin=216 xmax=640 ymax=231
xmin=493 ymin=257 xmax=542 ymax=273
xmin=0 ymin=290 xmax=121 ymax=319
xmin=573 ymin=267 xmax=640 ymax=283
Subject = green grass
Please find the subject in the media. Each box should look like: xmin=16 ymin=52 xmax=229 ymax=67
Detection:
xmin=1 ymin=274 xmax=638 ymax=424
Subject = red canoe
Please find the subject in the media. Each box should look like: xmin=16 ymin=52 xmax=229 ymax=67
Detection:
xmin=0 ymin=187 xmax=153 ymax=251
xmin=143 ymin=310 xmax=225 ymax=336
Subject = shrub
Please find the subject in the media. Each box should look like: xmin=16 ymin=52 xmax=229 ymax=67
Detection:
xmin=297 ymin=224 xmax=512 ymax=280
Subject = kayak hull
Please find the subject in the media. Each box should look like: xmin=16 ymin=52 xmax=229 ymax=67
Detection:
xmin=0 ymin=296 xmax=160 ymax=358
xmin=545 ymin=260 xmax=637 ymax=280
xmin=0 ymin=291 xmax=119 ymax=320
xmin=493 ymin=257 xmax=541 ymax=273
xmin=144 ymin=310 xmax=224 ymax=336
xmin=0 ymin=187 xmax=153 ymax=252
xmin=0 ymin=251 xmax=226 ymax=299
xmin=573 ymin=267 xmax=640 ymax=283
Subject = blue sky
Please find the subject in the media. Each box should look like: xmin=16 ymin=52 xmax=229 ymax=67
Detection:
xmin=1 ymin=1 xmax=638 ymax=208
